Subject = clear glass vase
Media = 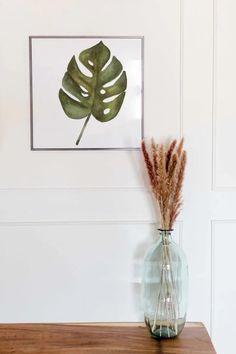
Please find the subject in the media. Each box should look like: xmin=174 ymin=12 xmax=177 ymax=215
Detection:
xmin=142 ymin=229 xmax=188 ymax=339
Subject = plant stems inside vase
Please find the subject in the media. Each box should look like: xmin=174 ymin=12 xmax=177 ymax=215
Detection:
xmin=142 ymin=138 xmax=187 ymax=339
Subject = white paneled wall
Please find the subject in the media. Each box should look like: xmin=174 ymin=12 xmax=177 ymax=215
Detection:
xmin=211 ymin=222 xmax=236 ymax=354
xmin=0 ymin=0 xmax=235 ymax=353
xmin=214 ymin=0 xmax=236 ymax=189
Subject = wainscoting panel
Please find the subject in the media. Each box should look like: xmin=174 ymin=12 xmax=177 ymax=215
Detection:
xmin=211 ymin=221 xmax=236 ymax=354
xmin=213 ymin=0 xmax=236 ymax=189
xmin=0 ymin=188 xmax=154 ymax=223
xmin=0 ymin=222 xmax=181 ymax=323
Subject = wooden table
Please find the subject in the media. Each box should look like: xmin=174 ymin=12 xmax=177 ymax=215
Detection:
xmin=0 ymin=322 xmax=216 ymax=353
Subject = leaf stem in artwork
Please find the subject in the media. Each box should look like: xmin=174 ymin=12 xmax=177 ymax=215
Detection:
xmin=76 ymin=113 xmax=92 ymax=146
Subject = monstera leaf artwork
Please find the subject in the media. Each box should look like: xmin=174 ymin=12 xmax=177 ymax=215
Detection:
xmin=59 ymin=41 xmax=127 ymax=145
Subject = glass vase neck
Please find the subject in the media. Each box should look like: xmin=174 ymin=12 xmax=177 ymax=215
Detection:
xmin=158 ymin=229 xmax=173 ymax=244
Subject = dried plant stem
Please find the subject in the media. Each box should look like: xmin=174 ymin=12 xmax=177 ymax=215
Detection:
xmin=141 ymin=138 xmax=186 ymax=230
xmin=152 ymin=240 xmax=179 ymax=337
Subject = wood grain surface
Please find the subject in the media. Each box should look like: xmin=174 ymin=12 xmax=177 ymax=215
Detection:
xmin=0 ymin=322 xmax=217 ymax=354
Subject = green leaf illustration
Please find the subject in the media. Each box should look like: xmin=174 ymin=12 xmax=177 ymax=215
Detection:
xmin=59 ymin=41 xmax=127 ymax=145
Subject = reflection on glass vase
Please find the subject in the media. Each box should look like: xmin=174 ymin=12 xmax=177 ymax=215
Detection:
xmin=142 ymin=229 xmax=188 ymax=339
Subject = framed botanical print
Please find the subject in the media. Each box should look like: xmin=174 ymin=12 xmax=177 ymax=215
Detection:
xmin=29 ymin=36 xmax=144 ymax=150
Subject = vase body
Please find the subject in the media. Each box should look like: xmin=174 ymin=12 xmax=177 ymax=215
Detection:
xmin=142 ymin=229 xmax=188 ymax=339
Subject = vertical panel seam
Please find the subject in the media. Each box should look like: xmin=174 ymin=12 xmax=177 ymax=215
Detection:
xmin=180 ymin=0 xmax=184 ymax=138
xmin=210 ymin=220 xmax=215 ymax=338
xmin=212 ymin=0 xmax=217 ymax=190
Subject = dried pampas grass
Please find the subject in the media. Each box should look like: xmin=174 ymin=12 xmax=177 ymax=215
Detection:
xmin=141 ymin=138 xmax=186 ymax=230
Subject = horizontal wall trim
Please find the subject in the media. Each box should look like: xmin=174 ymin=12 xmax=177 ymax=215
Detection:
xmin=0 ymin=188 xmax=154 ymax=223
xmin=0 ymin=220 xmax=183 ymax=225
xmin=0 ymin=220 xmax=183 ymax=248
xmin=0 ymin=187 xmax=149 ymax=191
xmin=0 ymin=220 xmax=183 ymax=246
xmin=0 ymin=187 xmax=149 ymax=192
xmin=211 ymin=186 xmax=236 ymax=192
xmin=211 ymin=219 xmax=236 ymax=224
xmin=0 ymin=220 xmax=159 ymax=226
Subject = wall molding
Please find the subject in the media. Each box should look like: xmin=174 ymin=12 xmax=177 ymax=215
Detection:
xmin=0 ymin=186 xmax=149 ymax=192
xmin=210 ymin=219 xmax=216 ymax=337
xmin=179 ymin=0 xmax=184 ymax=139
xmin=0 ymin=220 xmax=183 ymax=248
xmin=211 ymin=219 xmax=236 ymax=224
xmin=0 ymin=219 xmax=183 ymax=226
xmin=211 ymin=0 xmax=236 ymax=190
xmin=211 ymin=0 xmax=217 ymax=191
xmin=0 ymin=220 xmax=158 ymax=226
xmin=0 ymin=186 xmax=156 ymax=225
xmin=210 ymin=219 xmax=236 ymax=337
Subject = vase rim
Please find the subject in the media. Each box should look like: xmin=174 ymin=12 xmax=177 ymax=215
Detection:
xmin=158 ymin=228 xmax=174 ymax=232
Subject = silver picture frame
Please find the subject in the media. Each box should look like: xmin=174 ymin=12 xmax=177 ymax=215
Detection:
xmin=29 ymin=36 xmax=144 ymax=151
